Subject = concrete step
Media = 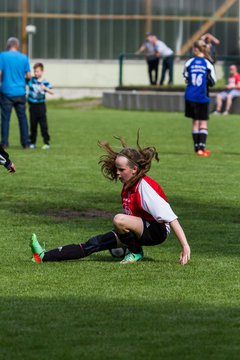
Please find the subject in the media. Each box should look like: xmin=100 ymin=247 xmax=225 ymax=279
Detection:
xmin=103 ymin=91 xmax=240 ymax=113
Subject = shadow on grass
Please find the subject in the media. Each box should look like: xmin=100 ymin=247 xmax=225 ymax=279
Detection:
xmin=5 ymin=188 xmax=119 ymax=220
xmin=171 ymin=195 xmax=239 ymax=224
xmin=0 ymin=296 xmax=239 ymax=360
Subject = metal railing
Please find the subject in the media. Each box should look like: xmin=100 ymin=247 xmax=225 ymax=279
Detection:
xmin=118 ymin=53 xmax=240 ymax=87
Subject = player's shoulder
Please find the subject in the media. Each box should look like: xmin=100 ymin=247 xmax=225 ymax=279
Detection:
xmin=140 ymin=176 xmax=161 ymax=190
xmin=139 ymin=176 xmax=168 ymax=201
xmin=195 ymin=56 xmax=208 ymax=65
xmin=189 ymin=56 xmax=213 ymax=69
xmin=204 ymin=57 xmax=215 ymax=67
xmin=184 ymin=57 xmax=195 ymax=67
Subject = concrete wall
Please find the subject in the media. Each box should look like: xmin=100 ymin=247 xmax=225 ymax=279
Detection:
xmin=103 ymin=90 xmax=240 ymax=113
xmin=30 ymin=59 xmax=224 ymax=99
xmin=102 ymin=91 xmax=187 ymax=112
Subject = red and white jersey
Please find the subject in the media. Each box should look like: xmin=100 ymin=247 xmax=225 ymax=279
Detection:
xmin=228 ymin=73 xmax=240 ymax=88
xmin=121 ymin=176 xmax=177 ymax=233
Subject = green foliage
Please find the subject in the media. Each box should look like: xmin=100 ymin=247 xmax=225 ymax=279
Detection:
xmin=0 ymin=104 xmax=239 ymax=360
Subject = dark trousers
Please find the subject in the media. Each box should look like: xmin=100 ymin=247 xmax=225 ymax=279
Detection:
xmin=0 ymin=93 xmax=29 ymax=147
xmin=147 ymin=58 xmax=159 ymax=85
xmin=160 ymin=55 xmax=174 ymax=85
xmin=29 ymin=103 xmax=50 ymax=145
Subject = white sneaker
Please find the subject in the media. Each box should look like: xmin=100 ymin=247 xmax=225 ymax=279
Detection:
xmin=29 ymin=144 xmax=36 ymax=149
xmin=42 ymin=144 xmax=50 ymax=150
xmin=213 ymin=111 xmax=221 ymax=115
xmin=222 ymin=111 xmax=229 ymax=115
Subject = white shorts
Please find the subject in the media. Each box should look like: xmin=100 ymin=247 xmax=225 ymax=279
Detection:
xmin=218 ymin=89 xmax=240 ymax=100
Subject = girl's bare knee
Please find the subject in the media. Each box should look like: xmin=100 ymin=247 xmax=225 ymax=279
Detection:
xmin=113 ymin=214 xmax=126 ymax=230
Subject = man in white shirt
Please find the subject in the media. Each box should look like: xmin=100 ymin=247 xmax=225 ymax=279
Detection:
xmin=152 ymin=35 xmax=174 ymax=85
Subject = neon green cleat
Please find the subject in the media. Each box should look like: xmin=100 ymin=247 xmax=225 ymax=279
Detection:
xmin=42 ymin=144 xmax=50 ymax=150
xmin=120 ymin=250 xmax=144 ymax=264
xmin=30 ymin=233 xmax=45 ymax=263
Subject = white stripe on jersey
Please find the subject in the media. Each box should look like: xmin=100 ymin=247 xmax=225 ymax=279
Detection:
xmin=138 ymin=179 xmax=178 ymax=232
xmin=0 ymin=154 xmax=6 ymax=165
xmin=183 ymin=57 xmax=216 ymax=84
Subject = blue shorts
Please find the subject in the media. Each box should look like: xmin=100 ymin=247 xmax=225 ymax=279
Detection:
xmin=218 ymin=89 xmax=240 ymax=100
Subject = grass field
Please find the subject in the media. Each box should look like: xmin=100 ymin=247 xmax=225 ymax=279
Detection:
xmin=0 ymin=100 xmax=239 ymax=360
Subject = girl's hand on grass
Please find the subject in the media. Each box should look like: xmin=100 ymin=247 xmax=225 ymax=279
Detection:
xmin=170 ymin=219 xmax=190 ymax=265
xmin=8 ymin=163 xmax=16 ymax=173
xmin=179 ymin=245 xmax=191 ymax=265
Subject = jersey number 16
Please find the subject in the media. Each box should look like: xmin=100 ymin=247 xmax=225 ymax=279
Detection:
xmin=191 ymin=73 xmax=203 ymax=86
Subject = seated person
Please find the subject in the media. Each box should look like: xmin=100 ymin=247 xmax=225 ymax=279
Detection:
xmin=214 ymin=64 xmax=240 ymax=115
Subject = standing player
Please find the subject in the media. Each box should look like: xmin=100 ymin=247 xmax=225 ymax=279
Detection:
xmin=30 ymin=136 xmax=190 ymax=265
xmin=183 ymin=40 xmax=216 ymax=157
xmin=28 ymin=63 xmax=53 ymax=150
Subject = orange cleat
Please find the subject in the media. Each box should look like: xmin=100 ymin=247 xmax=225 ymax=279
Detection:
xmin=197 ymin=149 xmax=211 ymax=157
xmin=203 ymin=150 xmax=211 ymax=156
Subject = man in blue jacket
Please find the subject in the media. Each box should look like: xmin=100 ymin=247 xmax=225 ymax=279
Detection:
xmin=0 ymin=37 xmax=31 ymax=148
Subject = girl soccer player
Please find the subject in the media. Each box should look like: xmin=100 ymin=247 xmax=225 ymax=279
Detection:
xmin=183 ymin=40 xmax=216 ymax=157
xmin=30 ymin=136 xmax=190 ymax=265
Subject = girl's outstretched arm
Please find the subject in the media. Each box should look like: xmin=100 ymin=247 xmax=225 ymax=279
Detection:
xmin=170 ymin=219 xmax=191 ymax=265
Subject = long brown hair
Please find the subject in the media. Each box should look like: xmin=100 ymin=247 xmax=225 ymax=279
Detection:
xmin=98 ymin=131 xmax=159 ymax=188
